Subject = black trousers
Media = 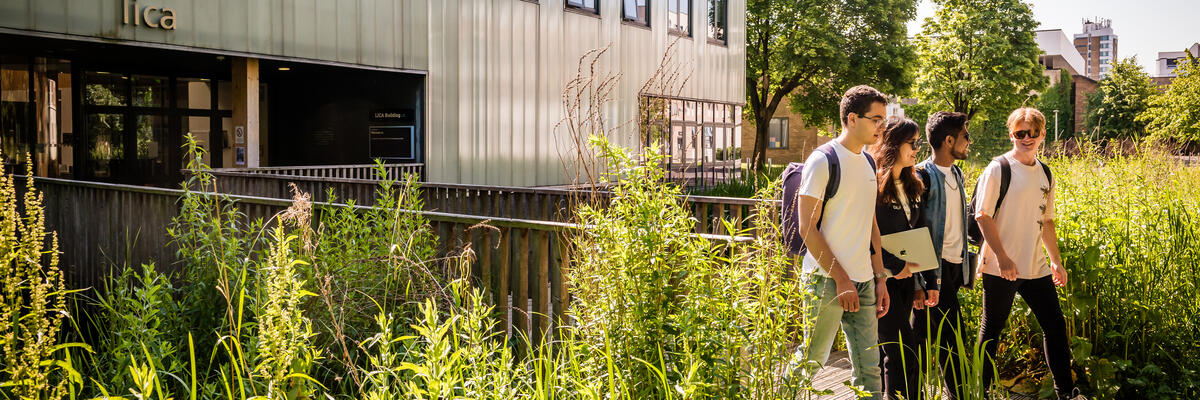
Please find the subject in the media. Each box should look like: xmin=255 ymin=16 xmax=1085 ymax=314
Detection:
xmin=978 ymin=274 xmax=1076 ymax=398
xmin=878 ymin=276 xmax=918 ymax=400
xmin=913 ymin=259 xmax=968 ymax=400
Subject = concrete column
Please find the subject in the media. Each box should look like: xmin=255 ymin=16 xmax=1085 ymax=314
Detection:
xmin=232 ymin=57 xmax=259 ymax=167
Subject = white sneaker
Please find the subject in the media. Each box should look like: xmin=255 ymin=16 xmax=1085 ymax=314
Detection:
xmin=1063 ymin=390 xmax=1088 ymax=400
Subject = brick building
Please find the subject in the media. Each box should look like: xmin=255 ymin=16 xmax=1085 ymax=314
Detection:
xmin=1073 ymin=18 xmax=1118 ymax=80
xmin=741 ymin=106 xmax=830 ymax=165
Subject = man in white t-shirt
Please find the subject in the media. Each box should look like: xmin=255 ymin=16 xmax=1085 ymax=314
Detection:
xmin=974 ymin=107 xmax=1085 ymax=400
xmin=789 ymin=85 xmax=891 ymax=399
xmin=914 ymin=111 xmax=972 ymax=400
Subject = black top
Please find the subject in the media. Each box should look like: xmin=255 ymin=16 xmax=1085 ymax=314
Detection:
xmin=875 ymin=182 xmax=931 ymax=288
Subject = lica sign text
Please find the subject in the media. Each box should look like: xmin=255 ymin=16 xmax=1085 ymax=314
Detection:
xmin=122 ymin=0 xmax=177 ymax=30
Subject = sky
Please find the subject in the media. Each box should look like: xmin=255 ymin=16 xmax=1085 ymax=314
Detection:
xmin=906 ymin=0 xmax=1200 ymax=76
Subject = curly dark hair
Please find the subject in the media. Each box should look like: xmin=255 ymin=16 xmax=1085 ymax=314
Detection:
xmin=926 ymin=111 xmax=968 ymax=150
xmin=871 ymin=116 xmax=925 ymax=206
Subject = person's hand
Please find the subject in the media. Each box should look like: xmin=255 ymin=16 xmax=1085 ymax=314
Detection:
xmin=834 ymin=276 xmax=859 ymax=312
xmin=925 ymin=289 xmax=940 ymax=307
xmin=912 ymin=290 xmax=927 ymax=310
xmin=875 ymin=279 xmax=891 ymax=318
xmin=998 ymin=255 xmax=1018 ymax=281
xmin=895 ymin=262 xmax=917 ymax=279
xmin=1051 ymin=262 xmax=1068 ymax=287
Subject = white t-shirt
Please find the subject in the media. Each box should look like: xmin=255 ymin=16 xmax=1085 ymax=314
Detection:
xmin=974 ymin=153 xmax=1056 ymax=279
xmin=936 ymin=164 xmax=965 ymax=264
xmin=894 ymin=180 xmax=912 ymax=221
xmin=797 ymin=140 xmax=878 ymax=283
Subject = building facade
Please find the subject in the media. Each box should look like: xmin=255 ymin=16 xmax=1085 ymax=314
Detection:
xmin=1155 ymin=42 xmax=1200 ymax=79
xmin=740 ymin=105 xmax=829 ymax=165
xmin=1036 ymin=29 xmax=1086 ymax=85
xmin=1073 ymin=18 xmax=1117 ymax=80
xmin=0 ymin=0 xmax=745 ymax=187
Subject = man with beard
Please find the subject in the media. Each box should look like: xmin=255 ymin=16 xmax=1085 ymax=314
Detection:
xmin=913 ymin=111 xmax=972 ymax=400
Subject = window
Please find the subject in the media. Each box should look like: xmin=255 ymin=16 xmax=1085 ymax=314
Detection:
xmin=707 ymin=0 xmax=727 ymax=43
xmin=566 ymin=0 xmax=598 ymax=14
xmin=1100 ymin=43 xmax=1110 ymax=48
xmin=641 ymin=95 xmax=741 ymax=187
xmin=1100 ymin=51 xmax=1109 ymax=57
xmin=667 ymin=0 xmax=690 ymax=35
xmin=768 ymin=117 xmax=788 ymax=149
xmin=1101 ymin=35 xmax=1110 ymax=40
xmin=622 ymin=0 xmax=649 ymax=25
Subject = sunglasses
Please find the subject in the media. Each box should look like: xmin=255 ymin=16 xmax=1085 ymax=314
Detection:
xmin=906 ymin=139 xmax=921 ymax=151
xmin=1013 ymin=129 xmax=1042 ymax=140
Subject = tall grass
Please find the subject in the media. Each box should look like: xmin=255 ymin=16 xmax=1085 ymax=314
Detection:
xmin=11 ymin=131 xmax=1199 ymax=399
xmin=1048 ymin=144 xmax=1200 ymax=398
xmin=948 ymin=144 xmax=1200 ymax=398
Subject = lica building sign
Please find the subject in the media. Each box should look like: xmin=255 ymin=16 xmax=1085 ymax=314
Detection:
xmin=122 ymin=0 xmax=176 ymax=30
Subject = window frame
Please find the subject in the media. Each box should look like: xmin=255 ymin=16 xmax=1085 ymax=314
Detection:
xmin=621 ymin=0 xmax=650 ymax=26
xmin=706 ymin=0 xmax=728 ymax=45
xmin=667 ymin=0 xmax=692 ymax=37
xmin=565 ymin=0 xmax=599 ymax=15
xmin=767 ymin=117 xmax=788 ymax=149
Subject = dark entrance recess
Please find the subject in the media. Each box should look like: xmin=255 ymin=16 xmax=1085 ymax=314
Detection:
xmin=261 ymin=63 xmax=423 ymax=167
xmin=1 ymin=33 xmax=425 ymax=187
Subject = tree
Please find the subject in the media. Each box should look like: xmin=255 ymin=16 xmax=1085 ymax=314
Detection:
xmin=1140 ymin=51 xmax=1200 ymax=143
xmin=1037 ymin=69 xmax=1074 ymax=139
xmin=1084 ymin=57 xmax=1158 ymax=140
xmin=746 ymin=0 xmax=917 ymax=171
xmin=913 ymin=0 xmax=1046 ymax=121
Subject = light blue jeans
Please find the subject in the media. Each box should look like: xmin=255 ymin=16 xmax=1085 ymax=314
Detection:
xmin=791 ymin=274 xmax=883 ymax=399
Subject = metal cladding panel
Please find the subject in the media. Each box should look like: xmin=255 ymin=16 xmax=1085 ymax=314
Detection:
xmin=425 ymin=0 xmax=745 ymax=186
xmin=3 ymin=0 xmax=744 ymax=187
xmin=0 ymin=0 xmax=431 ymax=71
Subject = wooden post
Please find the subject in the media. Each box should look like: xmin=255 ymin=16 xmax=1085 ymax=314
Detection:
xmin=515 ymin=228 xmax=531 ymax=342
xmin=497 ymin=226 xmax=512 ymax=336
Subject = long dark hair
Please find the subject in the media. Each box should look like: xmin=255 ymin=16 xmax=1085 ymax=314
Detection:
xmin=872 ymin=116 xmax=925 ymax=206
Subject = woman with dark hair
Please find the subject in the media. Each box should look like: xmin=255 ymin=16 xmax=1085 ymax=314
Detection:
xmin=871 ymin=115 xmax=927 ymax=400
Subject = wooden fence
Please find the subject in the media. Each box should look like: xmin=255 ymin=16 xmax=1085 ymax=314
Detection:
xmin=29 ymin=175 xmax=749 ymax=343
xmin=202 ymin=170 xmax=775 ymax=236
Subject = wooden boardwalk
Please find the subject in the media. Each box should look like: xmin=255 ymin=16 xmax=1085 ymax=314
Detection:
xmin=812 ymin=352 xmax=1039 ymax=399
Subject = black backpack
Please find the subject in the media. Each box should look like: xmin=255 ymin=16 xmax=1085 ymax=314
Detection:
xmin=780 ymin=143 xmax=877 ymax=256
xmin=965 ymin=156 xmax=1053 ymax=246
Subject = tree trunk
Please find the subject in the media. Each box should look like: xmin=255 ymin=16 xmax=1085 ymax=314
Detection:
xmin=753 ymin=117 xmax=770 ymax=171
xmin=751 ymin=95 xmax=784 ymax=172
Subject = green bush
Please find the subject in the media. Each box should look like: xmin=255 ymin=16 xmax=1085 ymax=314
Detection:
xmin=91 ymin=263 xmax=184 ymax=395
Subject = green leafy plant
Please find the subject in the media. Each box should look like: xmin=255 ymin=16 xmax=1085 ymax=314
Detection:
xmin=0 ymin=158 xmax=87 ymax=400
xmin=92 ymin=263 xmax=184 ymax=395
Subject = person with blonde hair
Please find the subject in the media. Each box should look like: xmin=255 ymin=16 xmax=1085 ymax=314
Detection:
xmin=972 ymin=107 xmax=1086 ymax=400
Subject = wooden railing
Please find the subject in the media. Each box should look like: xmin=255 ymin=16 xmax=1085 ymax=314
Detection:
xmin=30 ymin=176 xmax=749 ymax=343
xmin=201 ymin=170 xmax=776 ymax=236
xmin=213 ymin=163 xmax=423 ymax=180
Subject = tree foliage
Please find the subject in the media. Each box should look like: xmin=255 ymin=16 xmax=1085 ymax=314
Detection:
xmin=1084 ymin=58 xmax=1158 ymax=140
xmin=746 ymin=0 xmax=917 ymax=170
xmin=1140 ymin=51 xmax=1200 ymax=143
xmin=913 ymin=0 xmax=1046 ymax=121
xmin=1037 ymin=69 xmax=1074 ymax=139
